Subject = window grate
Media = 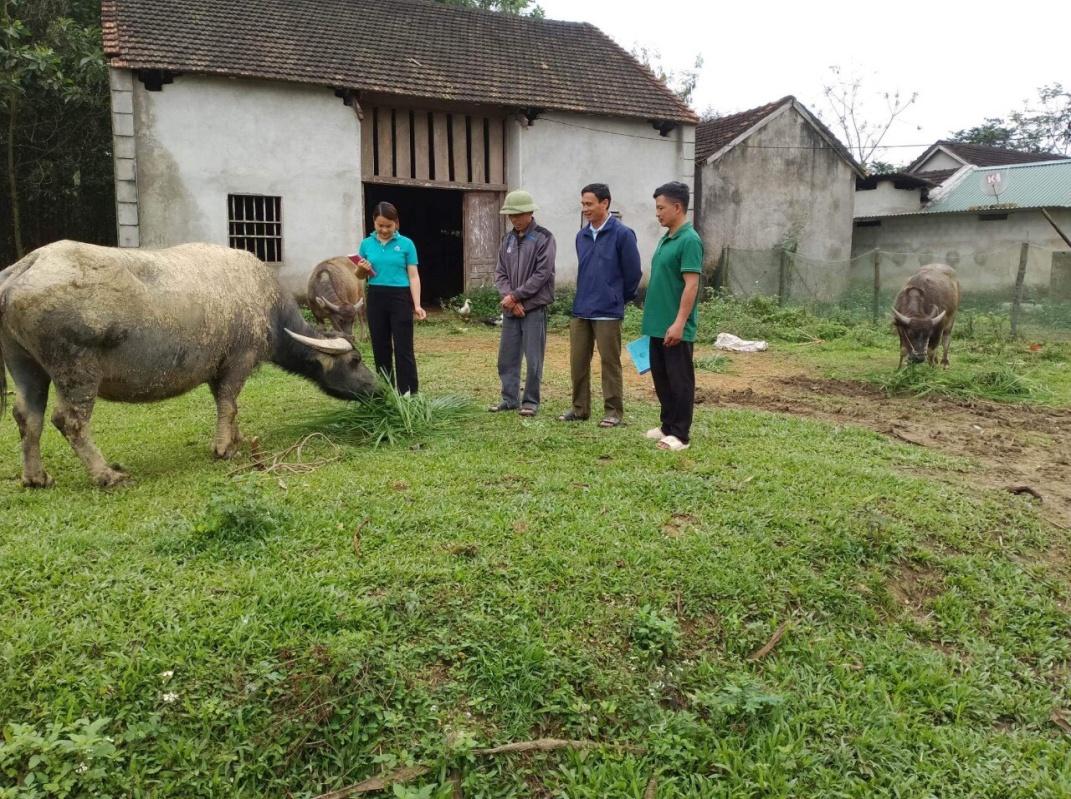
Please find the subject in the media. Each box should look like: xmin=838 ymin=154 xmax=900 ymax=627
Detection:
xmin=228 ymin=194 xmax=282 ymax=262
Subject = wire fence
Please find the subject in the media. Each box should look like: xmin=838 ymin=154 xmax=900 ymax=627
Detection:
xmin=712 ymin=243 xmax=1071 ymax=337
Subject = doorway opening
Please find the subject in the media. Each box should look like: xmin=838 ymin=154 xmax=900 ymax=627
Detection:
xmin=363 ymin=183 xmax=463 ymax=307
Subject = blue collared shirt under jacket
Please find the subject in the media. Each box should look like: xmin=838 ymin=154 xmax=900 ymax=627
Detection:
xmin=572 ymin=215 xmax=642 ymax=320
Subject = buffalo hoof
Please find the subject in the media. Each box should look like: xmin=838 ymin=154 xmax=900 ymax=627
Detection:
xmin=212 ymin=443 xmax=239 ymax=460
xmin=94 ymin=468 xmax=131 ymax=488
xmin=22 ymin=472 xmax=55 ymax=489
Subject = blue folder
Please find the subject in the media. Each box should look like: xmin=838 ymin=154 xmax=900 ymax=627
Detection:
xmin=626 ymin=335 xmax=651 ymax=375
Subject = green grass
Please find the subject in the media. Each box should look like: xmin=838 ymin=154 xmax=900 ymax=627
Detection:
xmin=864 ymin=363 xmax=1054 ymax=404
xmin=1 ymin=324 xmax=1070 ymax=798
xmin=300 ymin=379 xmax=476 ymax=447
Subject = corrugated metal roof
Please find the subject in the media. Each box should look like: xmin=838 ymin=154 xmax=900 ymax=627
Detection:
xmin=919 ymin=160 xmax=1071 ymax=214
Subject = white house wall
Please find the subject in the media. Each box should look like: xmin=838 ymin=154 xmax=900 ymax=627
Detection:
xmin=698 ymin=108 xmax=856 ymax=285
xmin=508 ymin=112 xmax=696 ymax=284
xmin=854 ymin=182 xmax=925 ymax=217
xmin=914 ymin=151 xmax=963 ymax=172
xmin=129 ymin=72 xmax=362 ymax=295
xmin=851 ymin=209 xmax=1071 ymax=291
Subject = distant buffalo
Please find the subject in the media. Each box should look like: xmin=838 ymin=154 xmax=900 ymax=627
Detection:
xmin=307 ymin=256 xmax=366 ymax=341
xmin=0 ymin=241 xmax=378 ymax=487
xmin=892 ymin=263 xmax=961 ymax=368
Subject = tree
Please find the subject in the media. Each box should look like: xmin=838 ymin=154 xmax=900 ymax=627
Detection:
xmin=630 ymin=45 xmax=704 ymax=108
xmin=0 ymin=0 xmax=109 ymax=261
xmin=434 ymin=0 xmax=544 ymax=16
xmin=818 ymin=65 xmax=918 ymax=169
xmin=951 ymin=83 xmax=1071 ymax=155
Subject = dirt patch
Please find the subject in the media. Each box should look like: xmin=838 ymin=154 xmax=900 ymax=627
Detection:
xmin=694 ymin=353 xmax=1071 ymax=532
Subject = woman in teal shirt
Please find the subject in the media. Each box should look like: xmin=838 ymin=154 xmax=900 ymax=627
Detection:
xmin=355 ymin=202 xmax=426 ymax=394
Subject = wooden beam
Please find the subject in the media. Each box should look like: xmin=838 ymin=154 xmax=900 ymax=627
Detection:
xmin=452 ymin=114 xmax=469 ymax=183
xmin=487 ymin=117 xmax=505 ymax=185
xmin=471 ymin=117 xmax=486 ymax=185
xmin=375 ymin=107 xmax=393 ymax=178
xmin=412 ymin=111 xmax=430 ymax=180
xmin=364 ymin=175 xmax=507 ymax=192
xmin=394 ymin=109 xmax=412 ymax=180
xmin=1041 ymin=207 xmax=1071 ymax=248
xmin=432 ymin=112 xmax=450 ymax=182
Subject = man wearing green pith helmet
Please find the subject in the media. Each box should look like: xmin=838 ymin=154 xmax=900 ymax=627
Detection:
xmin=488 ymin=190 xmax=557 ymax=417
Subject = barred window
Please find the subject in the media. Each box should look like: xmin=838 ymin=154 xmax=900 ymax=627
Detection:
xmin=228 ymin=194 xmax=282 ymax=262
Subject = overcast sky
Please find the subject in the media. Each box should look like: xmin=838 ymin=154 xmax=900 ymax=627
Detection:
xmin=536 ymin=0 xmax=1068 ymax=165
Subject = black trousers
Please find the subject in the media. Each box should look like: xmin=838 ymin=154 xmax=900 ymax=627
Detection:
xmin=649 ymin=338 xmax=695 ymax=444
xmin=366 ymin=286 xmax=418 ymax=395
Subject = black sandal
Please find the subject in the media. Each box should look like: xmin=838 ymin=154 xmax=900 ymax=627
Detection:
xmin=598 ymin=417 xmax=622 ymax=428
xmin=488 ymin=402 xmax=518 ymax=413
xmin=557 ymin=410 xmax=588 ymax=422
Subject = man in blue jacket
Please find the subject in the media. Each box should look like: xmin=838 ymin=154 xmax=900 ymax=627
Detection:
xmin=558 ymin=183 xmax=642 ymax=427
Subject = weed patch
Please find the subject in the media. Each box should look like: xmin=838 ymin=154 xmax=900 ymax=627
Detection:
xmin=865 ymin=363 xmax=1052 ymax=404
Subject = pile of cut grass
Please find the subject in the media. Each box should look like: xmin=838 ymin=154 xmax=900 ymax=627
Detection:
xmin=865 ymin=362 xmax=1051 ymax=404
xmin=300 ymin=379 xmax=476 ymax=446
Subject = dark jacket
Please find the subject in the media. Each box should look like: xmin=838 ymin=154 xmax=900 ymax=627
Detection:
xmin=495 ymin=219 xmax=556 ymax=316
xmin=572 ymin=216 xmax=642 ymax=319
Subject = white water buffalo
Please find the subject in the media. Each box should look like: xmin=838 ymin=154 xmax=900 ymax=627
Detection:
xmin=892 ymin=263 xmax=961 ymax=369
xmin=307 ymin=256 xmax=366 ymax=341
xmin=0 ymin=241 xmax=378 ymax=487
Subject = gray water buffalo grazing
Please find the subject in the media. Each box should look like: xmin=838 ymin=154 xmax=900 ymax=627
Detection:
xmin=307 ymin=256 xmax=366 ymax=341
xmin=0 ymin=241 xmax=378 ymax=488
xmin=892 ymin=263 xmax=961 ymax=368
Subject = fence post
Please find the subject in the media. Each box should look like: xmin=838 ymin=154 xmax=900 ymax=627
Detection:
xmin=872 ymin=249 xmax=881 ymax=325
xmin=723 ymin=246 xmax=731 ymax=296
xmin=1010 ymin=242 xmax=1029 ymax=337
xmin=778 ymin=249 xmax=788 ymax=306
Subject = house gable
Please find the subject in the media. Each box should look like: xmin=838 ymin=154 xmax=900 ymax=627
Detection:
xmin=695 ymin=96 xmax=863 ymax=177
xmin=907 ymin=140 xmax=1070 ymax=178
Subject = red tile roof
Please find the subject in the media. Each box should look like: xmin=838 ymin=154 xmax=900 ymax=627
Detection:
xmin=102 ymin=0 xmax=697 ymax=124
xmin=913 ymin=168 xmax=960 ymax=186
xmin=695 ymin=97 xmax=792 ymax=162
xmin=695 ymin=96 xmax=861 ymax=174
xmin=907 ymin=140 xmax=1070 ymax=172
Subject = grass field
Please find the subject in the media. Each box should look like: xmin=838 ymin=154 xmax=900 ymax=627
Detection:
xmin=1 ymin=303 xmax=1070 ymax=798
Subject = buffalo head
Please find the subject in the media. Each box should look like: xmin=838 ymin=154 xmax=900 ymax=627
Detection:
xmin=283 ymin=328 xmax=379 ymax=399
xmin=893 ymin=306 xmax=946 ymax=365
xmin=314 ymin=295 xmax=365 ymax=340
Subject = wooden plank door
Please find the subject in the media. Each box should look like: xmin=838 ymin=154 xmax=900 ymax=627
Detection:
xmin=463 ymin=191 xmax=504 ymax=289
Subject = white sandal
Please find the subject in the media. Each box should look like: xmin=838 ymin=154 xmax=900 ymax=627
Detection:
xmin=645 ymin=427 xmax=664 ymax=440
xmin=657 ymin=435 xmax=690 ymax=451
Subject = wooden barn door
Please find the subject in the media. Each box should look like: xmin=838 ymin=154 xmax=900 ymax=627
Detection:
xmin=463 ymin=191 xmax=504 ymax=290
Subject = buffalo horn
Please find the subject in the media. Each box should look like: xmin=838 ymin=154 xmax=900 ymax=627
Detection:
xmin=317 ymin=297 xmax=342 ymax=313
xmin=892 ymin=309 xmax=912 ymax=325
xmin=930 ymin=310 xmax=946 ymax=324
xmin=284 ymin=328 xmax=354 ymax=354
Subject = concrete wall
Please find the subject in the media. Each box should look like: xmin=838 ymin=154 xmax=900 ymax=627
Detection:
xmin=129 ymin=72 xmax=362 ymax=295
xmin=698 ymin=106 xmax=857 ymax=294
xmin=508 ymin=111 xmax=696 ymax=284
xmin=915 ymin=150 xmax=963 ymax=172
xmin=855 ymin=182 xmax=925 ymax=217
xmin=851 ymin=208 xmax=1071 ymax=291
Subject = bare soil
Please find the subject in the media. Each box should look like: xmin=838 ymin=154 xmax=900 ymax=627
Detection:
xmin=689 ymin=351 xmax=1071 ymax=533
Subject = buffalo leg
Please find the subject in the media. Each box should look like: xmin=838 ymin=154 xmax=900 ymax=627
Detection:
xmin=6 ymin=345 xmax=54 ymax=488
xmin=940 ymin=329 xmax=952 ymax=368
xmin=51 ymin=387 xmax=128 ymax=487
xmin=208 ymin=360 xmax=254 ymax=459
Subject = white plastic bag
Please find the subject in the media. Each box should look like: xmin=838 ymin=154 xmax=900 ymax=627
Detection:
xmin=715 ymin=332 xmax=769 ymax=353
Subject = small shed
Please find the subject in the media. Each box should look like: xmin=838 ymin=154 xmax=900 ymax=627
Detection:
xmin=694 ymin=96 xmax=863 ymax=298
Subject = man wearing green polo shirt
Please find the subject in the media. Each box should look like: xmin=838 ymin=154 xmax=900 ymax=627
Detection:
xmin=640 ymin=181 xmax=704 ymax=451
